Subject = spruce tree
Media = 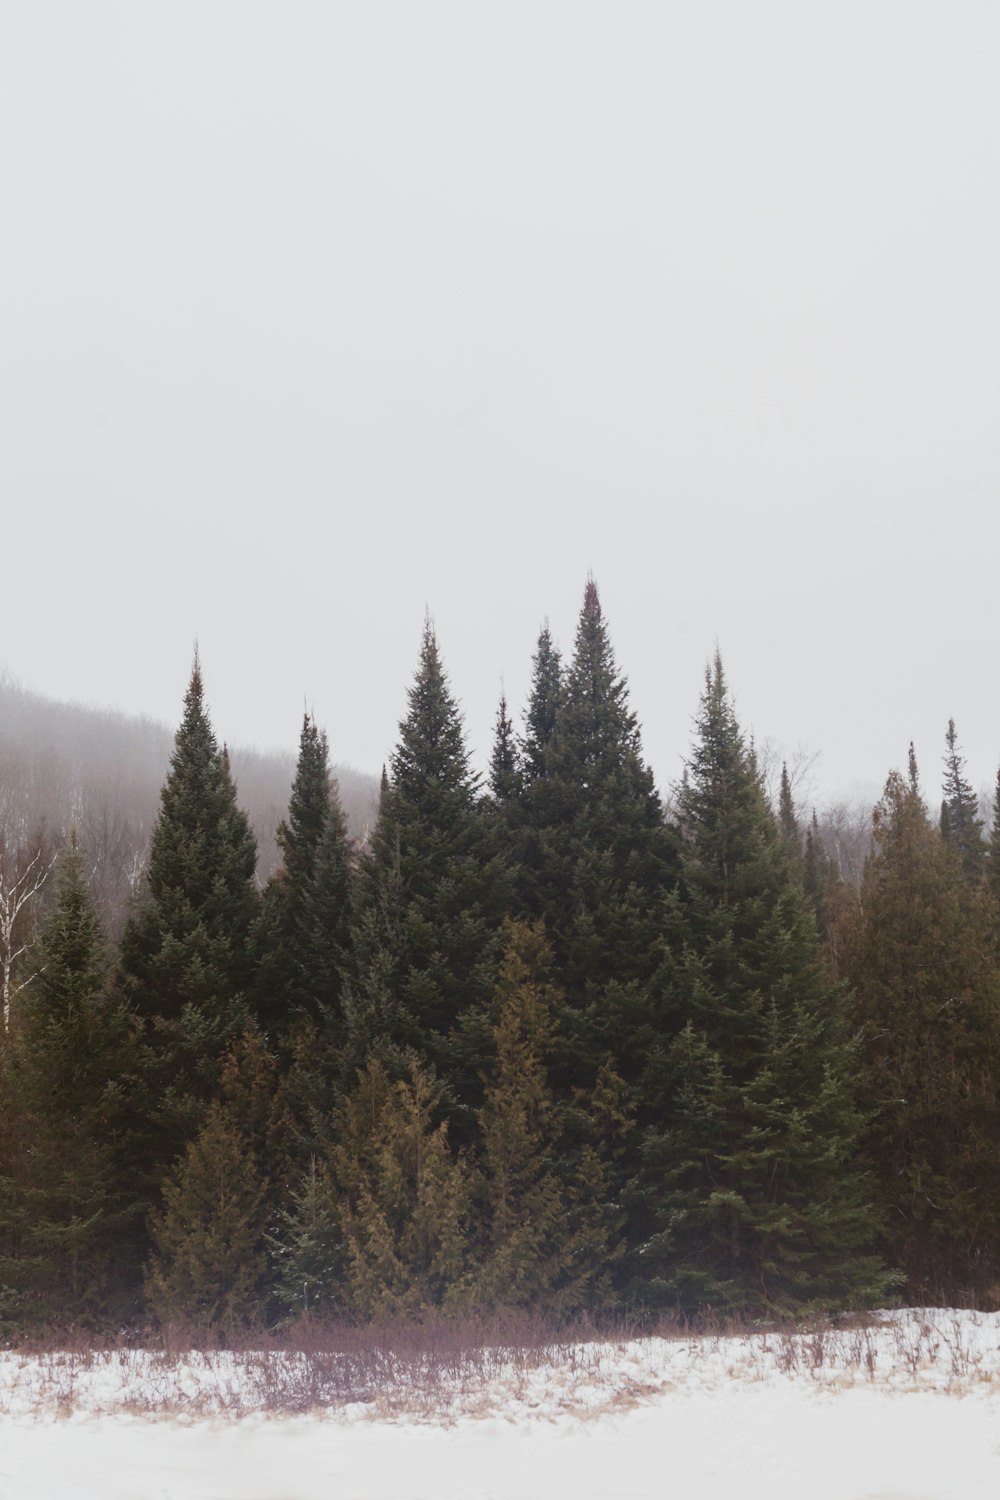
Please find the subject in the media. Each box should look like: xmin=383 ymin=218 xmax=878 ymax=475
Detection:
xmin=488 ymin=692 xmax=521 ymax=809
xmin=940 ymin=719 xmax=985 ymax=883
xmin=258 ymin=713 xmax=352 ymax=1052
xmin=521 ymin=623 xmax=563 ymax=788
xmin=634 ymin=656 xmax=886 ymax=1314
xmin=344 ymin=620 xmax=510 ymax=1133
xmin=474 ymin=920 xmax=619 ymax=1310
xmin=840 ymin=758 xmax=1000 ymax=1302
xmin=988 ymin=767 xmax=1000 ymax=900
xmin=517 ymin=581 xmax=675 ymax=1094
xmin=269 ymin=1157 xmax=340 ymax=1319
xmin=0 ymin=836 xmax=141 ymax=1326
xmin=146 ymin=1104 xmax=269 ymax=1330
xmin=118 ymin=655 xmax=261 ymax=1173
xmin=778 ymin=763 xmax=802 ymax=875
xmin=145 ymin=1029 xmax=291 ymax=1329
xmin=802 ymin=810 xmax=836 ymax=941
xmin=325 ymin=1059 xmax=476 ymax=1318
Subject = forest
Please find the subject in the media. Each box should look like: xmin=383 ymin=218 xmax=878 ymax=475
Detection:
xmin=1 ymin=577 xmax=999 ymax=1335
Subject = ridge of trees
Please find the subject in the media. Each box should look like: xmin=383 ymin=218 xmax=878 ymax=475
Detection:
xmin=3 ymin=588 xmax=1000 ymax=1332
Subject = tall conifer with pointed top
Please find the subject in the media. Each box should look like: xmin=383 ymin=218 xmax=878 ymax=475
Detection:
xmin=988 ymin=768 xmax=1000 ymax=899
xmin=118 ymin=655 xmax=260 ymax=1169
xmin=940 ymin=719 xmax=984 ymax=883
xmin=635 ymin=655 xmax=885 ymax=1314
xmin=521 ymin=623 xmax=563 ymax=787
xmin=258 ymin=713 xmax=352 ymax=1047
xmin=778 ymin=763 xmax=802 ymax=875
xmin=344 ymin=620 xmax=510 ymax=1132
xmin=517 ymin=580 xmax=675 ymax=1092
xmin=802 ymin=810 xmax=836 ymax=942
xmin=488 ymin=692 xmax=521 ymax=809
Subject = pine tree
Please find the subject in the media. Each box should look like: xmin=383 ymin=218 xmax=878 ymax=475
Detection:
xmin=118 ymin=656 xmax=260 ymax=1169
xmin=634 ymin=656 xmax=886 ymax=1314
xmin=940 ymin=719 xmax=985 ymax=883
xmin=343 ymin=620 xmax=510 ymax=1134
xmin=0 ymin=836 xmax=141 ymax=1326
xmin=839 ymin=758 xmax=1000 ymax=1302
xmin=474 ymin=920 xmax=618 ymax=1310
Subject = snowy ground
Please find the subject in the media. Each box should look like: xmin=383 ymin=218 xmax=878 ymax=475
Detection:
xmin=1 ymin=1310 xmax=999 ymax=1499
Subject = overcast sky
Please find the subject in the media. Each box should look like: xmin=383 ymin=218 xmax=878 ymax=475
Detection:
xmin=2 ymin=2 xmax=998 ymax=808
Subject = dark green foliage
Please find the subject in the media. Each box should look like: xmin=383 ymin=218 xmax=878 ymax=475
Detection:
xmin=778 ymin=763 xmax=802 ymax=875
xmin=516 ymin=582 xmax=675 ymax=1093
xmin=802 ymin=811 xmax=837 ymax=941
xmin=840 ymin=762 xmax=1000 ymax=1303
xmin=0 ymin=836 xmax=142 ymax=1327
xmin=258 ymin=714 xmax=353 ymax=1055
xmin=940 ymin=719 xmax=984 ymax=883
xmin=488 ymin=692 xmax=521 ymax=808
xmin=344 ymin=621 xmax=510 ymax=1133
xmin=634 ymin=657 xmax=886 ymax=1315
xmin=521 ymin=623 xmax=563 ymax=788
xmin=269 ymin=1157 xmax=340 ymax=1318
xmin=988 ymin=768 xmax=1000 ymax=900
xmin=118 ymin=657 xmax=260 ymax=1166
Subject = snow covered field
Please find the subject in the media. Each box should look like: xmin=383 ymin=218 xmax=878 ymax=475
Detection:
xmin=2 ymin=1310 xmax=999 ymax=1499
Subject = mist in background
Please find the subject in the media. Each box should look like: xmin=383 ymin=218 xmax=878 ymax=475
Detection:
xmin=2 ymin=2 xmax=998 ymax=804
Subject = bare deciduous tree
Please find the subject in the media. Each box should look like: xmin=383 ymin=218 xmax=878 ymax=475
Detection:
xmin=0 ymin=836 xmax=55 ymax=1033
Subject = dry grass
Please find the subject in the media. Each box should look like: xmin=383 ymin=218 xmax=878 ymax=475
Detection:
xmin=1 ymin=1308 xmax=997 ymax=1423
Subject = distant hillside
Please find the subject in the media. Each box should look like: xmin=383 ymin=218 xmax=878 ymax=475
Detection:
xmin=0 ymin=675 xmax=378 ymax=931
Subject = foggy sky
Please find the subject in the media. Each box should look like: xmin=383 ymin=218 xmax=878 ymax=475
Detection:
xmin=3 ymin=2 xmax=999 ymax=810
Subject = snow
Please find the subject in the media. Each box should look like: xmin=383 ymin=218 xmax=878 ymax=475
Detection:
xmin=1 ymin=1310 xmax=999 ymax=1499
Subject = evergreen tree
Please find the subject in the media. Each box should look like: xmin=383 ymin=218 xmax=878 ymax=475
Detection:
xmin=474 ymin=920 xmax=619 ymax=1310
xmin=517 ymin=581 xmax=675 ymax=1094
xmin=258 ymin=713 xmax=352 ymax=1052
xmin=940 ymin=719 xmax=985 ymax=883
xmin=145 ymin=1029 xmax=291 ymax=1329
xmin=987 ymin=767 xmax=1000 ymax=900
xmin=0 ymin=836 xmax=141 ymax=1326
xmin=118 ymin=656 xmax=260 ymax=1170
xmin=343 ymin=620 xmax=510 ymax=1133
xmin=325 ymin=1059 xmax=476 ymax=1318
xmin=634 ymin=656 xmax=886 ymax=1314
xmin=146 ymin=1103 xmax=269 ymax=1330
xmin=488 ymin=692 xmax=521 ymax=808
xmin=839 ymin=759 xmax=1000 ymax=1302
xmin=802 ymin=810 xmax=836 ymax=941
xmin=269 ymin=1157 xmax=340 ymax=1319
xmin=520 ymin=623 xmax=563 ymax=788
xmin=778 ymin=763 xmax=802 ymax=875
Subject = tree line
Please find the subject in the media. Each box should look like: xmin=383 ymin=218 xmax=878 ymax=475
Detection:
xmin=2 ymin=579 xmax=999 ymax=1333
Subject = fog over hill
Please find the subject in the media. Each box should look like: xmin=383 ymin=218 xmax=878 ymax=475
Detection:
xmin=0 ymin=673 xmax=378 ymax=931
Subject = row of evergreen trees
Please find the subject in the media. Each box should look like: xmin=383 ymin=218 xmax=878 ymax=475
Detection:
xmin=2 ymin=580 xmax=1000 ymax=1333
